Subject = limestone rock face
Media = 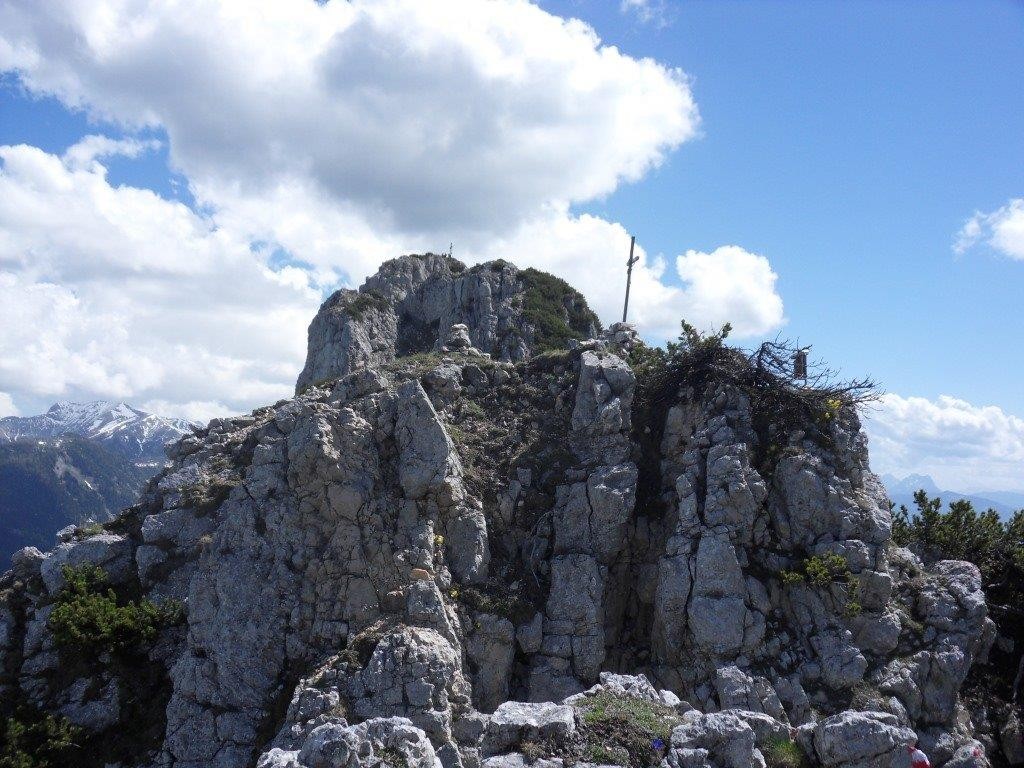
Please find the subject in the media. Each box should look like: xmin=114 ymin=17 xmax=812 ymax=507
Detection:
xmin=296 ymin=255 xmax=599 ymax=392
xmin=0 ymin=257 xmax=1000 ymax=768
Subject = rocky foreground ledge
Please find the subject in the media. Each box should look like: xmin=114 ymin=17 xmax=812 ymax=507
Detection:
xmin=258 ymin=670 xmax=987 ymax=768
xmin=0 ymin=256 xmax=1001 ymax=767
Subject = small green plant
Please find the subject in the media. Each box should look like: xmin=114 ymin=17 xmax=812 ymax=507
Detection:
xmin=181 ymin=474 xmax=237 ymax=516
xmin=670 ymin=320 xmax=733 ymax=356
xmin=459 ymin=400 xmax=487 ymax=420
xmin=762 ymin=737 xmax=809 ymax=768
xmin=821 ymin=397 xmax=843 ymax=422
xmin=455 ymin=585 xmax=535 ymax=624
xmin=0 ymin=709 xmax=80 ymax=768
xmin=780 ymin=554 xmax=862 ymax=618
xmin=804 ymin=553 xmax=849 ymax=586
xmin=377 ymin=746 xmax=409 ymax=768
xmin=780 ymin=553 xmax=850 ymax=588
xmin=840 ymin=571 xmax=864 ymax=618
xmin=779 ymin=569 xmax=805 ymax=586
xmin=48 ymin=564 xmax=182 ymax=654
xmin=74 ymin=522 xmax=105 ymax=538
xmin=901 ymin=611 xmax=926 ymax=636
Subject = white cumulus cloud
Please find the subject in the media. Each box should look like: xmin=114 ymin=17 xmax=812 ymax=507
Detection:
xmin=0 ymin=0 xmax=788 ymax=419
xmin=954 ymin=197 xmax=1024 ymax=260
xmin=0 ymin=142 xmax=321 ymax=421
xmin=62 ymin=134 xmax=162 ymax=169
xmin=674 ymin=246 xmax=785 ymax=337
xmin=863 ymin=393 xmax=1024 ymax=492
xmin=0 ymin=0 xmax=698 ymax=242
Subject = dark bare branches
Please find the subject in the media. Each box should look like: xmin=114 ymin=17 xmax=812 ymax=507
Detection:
xmin=631 ymin=322 xmax=880 ymax=452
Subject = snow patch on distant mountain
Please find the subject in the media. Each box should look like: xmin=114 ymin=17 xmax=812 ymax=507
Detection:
xmin=0 ymin=401 xmax=198 ymax=462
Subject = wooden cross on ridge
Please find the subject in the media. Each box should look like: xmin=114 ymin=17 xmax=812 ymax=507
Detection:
xmin=622 ymin=235 xmax=639 ymax=323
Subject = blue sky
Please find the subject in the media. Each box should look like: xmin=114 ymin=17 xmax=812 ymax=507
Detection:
xmin=0 ymin=0 xmax=1022 ymax=490
xmin=544 ymin=0 xmax=1024 ymax=413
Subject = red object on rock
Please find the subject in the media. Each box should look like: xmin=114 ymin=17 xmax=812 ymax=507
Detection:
xmin=908 ymin=746 xmax=931 ymax=768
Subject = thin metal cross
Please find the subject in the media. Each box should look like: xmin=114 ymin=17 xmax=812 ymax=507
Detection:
xmin=622 ymin=235 xmax=638 ymax=323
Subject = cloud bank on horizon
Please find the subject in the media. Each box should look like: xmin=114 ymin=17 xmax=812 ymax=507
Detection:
xmin=0 ymin=0 xmax=1020 ymax=492
xmin=864 ymin=394 xmax=1024 ymax=495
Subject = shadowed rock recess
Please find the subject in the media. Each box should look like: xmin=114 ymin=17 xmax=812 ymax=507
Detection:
xmin=0 ymin=255 xmax=1002 ymax=767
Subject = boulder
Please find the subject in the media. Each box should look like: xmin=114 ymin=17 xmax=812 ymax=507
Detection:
xmin=40 ymin=533 xmax=133 ymax=593
xmin=812 ymin=711 xmax=915 ymax=767
xmin=257 ymin=716 xmax=439 ymax=768
xmin=482 ymin=702 xmax=576 ymax=755
xmin=668 ymin=710 xmax=765 ymax=768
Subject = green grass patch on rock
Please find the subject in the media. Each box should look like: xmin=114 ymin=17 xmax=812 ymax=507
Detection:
xmin=178 ymin=455 xmax=239 ymax=516
xmin=385 ymin=352 xmax=443 ymax=380
xmin=376 ymin=746 xmax=409 ymax=768
xmin=762 ymin=737 xmax=810 ymax=768
xmin=344 ymin=290 xmax=390 ymax=321
xmin=577 ymin=692 xmax=682 ymax=768
xmin=518 ymin=268 xmax=600 ymax=352
xmin=583 ymin=743 xmax=632 ymax=766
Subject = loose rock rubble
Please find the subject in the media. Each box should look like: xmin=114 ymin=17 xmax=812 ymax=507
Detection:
xmin=0 ymin=255 xmax=1002 ymax=767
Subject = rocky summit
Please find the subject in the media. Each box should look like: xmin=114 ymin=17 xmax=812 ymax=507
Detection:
xmin=0 ymin=255 xmax=1005 ymax=768
xmin=296 ymin=255 xmax=599 ymax=393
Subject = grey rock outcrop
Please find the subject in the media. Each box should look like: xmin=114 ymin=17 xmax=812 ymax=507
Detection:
xmin=812 ymin=710 xmax=915 ymax=767
xmin=668 ymin=710 xmax=765 ymax=768
xmin=296 ymin=255 xmax=599 ymax=392
xmin=0 ymin=255 xmax=1001 ymax=768
xmin=258 ymin=716 xmax=440 ymax=768
xmin=482 ymin=702 xmax=576 ymax=755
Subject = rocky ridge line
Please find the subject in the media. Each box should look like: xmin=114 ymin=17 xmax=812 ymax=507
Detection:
xmin=0 ymin=255 xmax=1003 ymax=768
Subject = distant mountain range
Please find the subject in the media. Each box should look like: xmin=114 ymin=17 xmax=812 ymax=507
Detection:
xmin=0 ymin=400 xmax=196 ymax=463
xmin=0 ymin=401 xmax=198 ymax=562
xmin=880 ymin=473 xmax=1024 ymax=520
